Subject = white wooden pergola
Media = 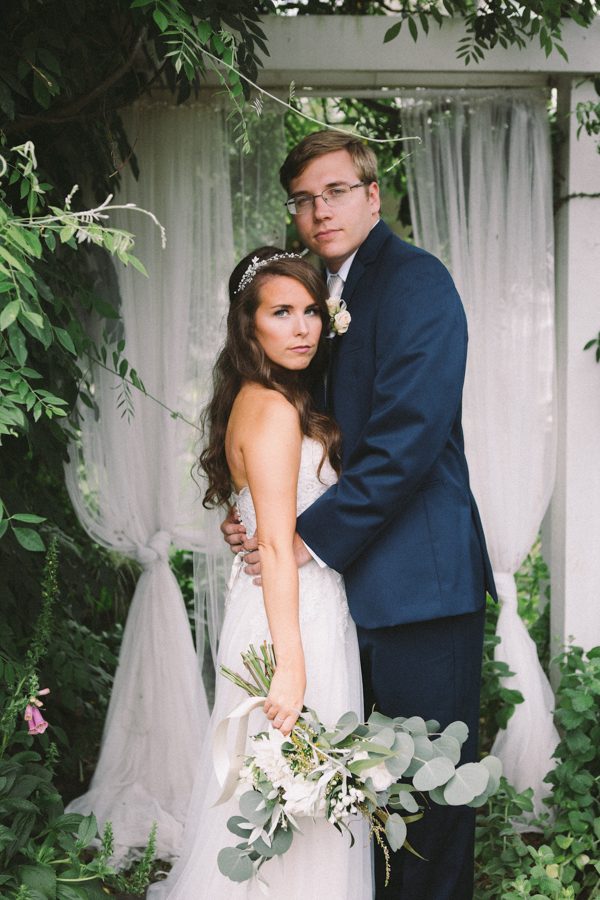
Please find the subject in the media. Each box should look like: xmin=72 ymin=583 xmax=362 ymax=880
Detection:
xmin=255 ymin=15 xmax=600 ymax=658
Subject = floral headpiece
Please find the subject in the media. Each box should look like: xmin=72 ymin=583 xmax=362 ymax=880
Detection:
xmin=235 ymin=253 xmax=301 ymax=294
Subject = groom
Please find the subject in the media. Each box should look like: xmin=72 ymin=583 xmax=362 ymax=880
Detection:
xmin=226 ymin=130 xmax=496 ymax=899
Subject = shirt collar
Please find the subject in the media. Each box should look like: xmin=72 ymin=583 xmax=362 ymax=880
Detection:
xmin=326 ymin=251 xmax=357 ymax=286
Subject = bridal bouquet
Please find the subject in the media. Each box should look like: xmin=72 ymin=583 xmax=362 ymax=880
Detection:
xmin=217 ymin=644 xmax=501 ymax=886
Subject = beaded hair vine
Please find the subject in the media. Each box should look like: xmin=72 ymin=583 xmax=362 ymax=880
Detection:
xmin=235 ymin=253 xmax=301 ymax=294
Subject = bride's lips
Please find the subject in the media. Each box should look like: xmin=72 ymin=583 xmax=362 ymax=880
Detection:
xmin=290 ymin=345 xmax=313 ymax=353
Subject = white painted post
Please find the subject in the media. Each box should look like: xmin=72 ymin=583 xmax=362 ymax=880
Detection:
xmin=546 ymin=78 xmax=600 ymax=660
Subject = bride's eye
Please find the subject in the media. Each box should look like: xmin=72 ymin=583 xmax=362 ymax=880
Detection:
xmin=273 ymin=308 xmax=289 ymax=317
xmin=305 ymin=306 xmax=319 ymax=316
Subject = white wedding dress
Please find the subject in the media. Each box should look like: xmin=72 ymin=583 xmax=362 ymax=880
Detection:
xmin=149 ymin=437 xmax=372 ymax=899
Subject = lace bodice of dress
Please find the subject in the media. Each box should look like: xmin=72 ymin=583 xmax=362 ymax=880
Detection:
xmin=234 ymin=436 xmax=336 ymax=537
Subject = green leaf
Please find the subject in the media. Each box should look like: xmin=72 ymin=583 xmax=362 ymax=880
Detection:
xmin=442 ymin=721 xmax=469 ymax=744
xmin=17 ymin=864 xmax=57 ymax=895
xmin=76 ymin=813 xmax=98 ymax=848
xmin=398 ymin=789 xmax=420 ymax=813
xmin=571 ymin=692 xmax=594 ymax=712
xmin=226 ymin=816 xmax=253 ymax=840
xmin=59 ymin=224 xmax=76 ymax=243
xmin=412 ymin=756 xmax=455 ymax=791
xmin=0 ymin=299 xmax=20 ymax=330
xmin=130 ymin=0 xmax=154 ymax=7
xmin=385 ymin=733 xmax=414 ymax=777
xmin=330 ymin=710 xmax=359 ymax=745
xmin=126 ymin=254 xmax=148 ymax=277
xmin=430 ymin=734 xmax=461 ymax=764
xmin=7 ymin=323 xmax=28 ymax=365
xmin=252 ymin=823 xmax=294 ymax=858
xmin=54 ymin=326 xmax=76 ymax=355
xmin=197 ymin=20 xmax=212 ymax=44
xmin=384 ymin=21 xmax=402 ymax=43
xmin=217 ymin=846 xmax=254 ymax=882
xmin=10 ymin=513 xmax=46 ymax=524
xmin=153 ymin=8 xmax=169 ymax=32
xmin=22 ymin=309 xmax=44 ymax=329
xmin=11 ymin=526 xmax=45 ymax=552
xmin=385 ymin=812 xmax=407 ymax=851
xmin=443 ymin=762 xmax=489 ymax=805
xmin=7 ymin=225 xmax=43 ymax=258
xmin=401 ymin=716 xmax=427 ymax=736
xmin=238 ymin=791 xmax=270 ymax=827
xmin=408 ymin=17 xmax=419 ymax=42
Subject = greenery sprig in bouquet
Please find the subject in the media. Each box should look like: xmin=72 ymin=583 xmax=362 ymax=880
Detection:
xmin=218 ymin=643 xmax=502 ymax=887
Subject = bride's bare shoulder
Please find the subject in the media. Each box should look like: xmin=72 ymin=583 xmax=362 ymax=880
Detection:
xmin=231 ymin=383 xmax=300 ymax=430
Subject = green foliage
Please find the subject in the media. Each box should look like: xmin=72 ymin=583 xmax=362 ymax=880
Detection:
xmin=0 ymin=541 xmax=155 ymax=899
xmin=0 ymin=0 xmax=273 ymax=546
xmin=584 ymin=331 xmax=600 ymax=363
xmin=479 ymin=597 xmax=525 ymax=754
xmin=475 ymin=646 xmax=600 ymax=898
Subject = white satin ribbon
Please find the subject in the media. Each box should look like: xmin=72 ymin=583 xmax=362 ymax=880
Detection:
xmin=212 ymin=695 xmax=266 ymax=806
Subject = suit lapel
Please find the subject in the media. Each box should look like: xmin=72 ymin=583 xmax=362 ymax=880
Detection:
xmin=324 ymin=221 xmax=392 ymax=411
xmin=342 ymin=219 xmax=392 ymax=305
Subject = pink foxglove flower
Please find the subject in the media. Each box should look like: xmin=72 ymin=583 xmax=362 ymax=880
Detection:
xmin=24 ymin=688 xmax=50 ymax=735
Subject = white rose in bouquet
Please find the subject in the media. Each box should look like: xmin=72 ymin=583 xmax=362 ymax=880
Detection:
xmin=354 ymin=752 xmax=397 ymax=792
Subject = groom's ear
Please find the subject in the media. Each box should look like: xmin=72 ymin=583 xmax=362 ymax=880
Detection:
xmin=368 ymin=181 xmax=380 ymax=216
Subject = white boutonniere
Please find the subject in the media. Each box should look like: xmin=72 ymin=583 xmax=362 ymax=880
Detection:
xmin=326 ymin=296 xmax=351 ymax=338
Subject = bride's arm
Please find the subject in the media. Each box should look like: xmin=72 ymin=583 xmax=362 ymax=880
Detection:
xmin=240 ymin=391 xmax=305 ymax=736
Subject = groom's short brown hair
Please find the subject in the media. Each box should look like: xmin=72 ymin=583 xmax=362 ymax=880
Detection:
xmin=279 ymin=130 xmax=378 ymax=193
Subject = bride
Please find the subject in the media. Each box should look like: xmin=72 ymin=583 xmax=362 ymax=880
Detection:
xmin=149 ymin=247 xmax=372 ymax=898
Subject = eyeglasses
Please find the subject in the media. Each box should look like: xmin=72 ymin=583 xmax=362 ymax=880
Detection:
xmin=284 ymin=182 xmax=366 ymax=216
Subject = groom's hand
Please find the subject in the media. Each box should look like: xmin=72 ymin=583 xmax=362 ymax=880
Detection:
xmin=220 ymin=507 xmax=247 ymax=553
xmin=243 ymin=532 xmax=312 ymax=585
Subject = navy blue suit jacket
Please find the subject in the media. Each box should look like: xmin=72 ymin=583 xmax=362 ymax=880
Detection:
xmin=297 ymin=220 xmax=496 ymax=629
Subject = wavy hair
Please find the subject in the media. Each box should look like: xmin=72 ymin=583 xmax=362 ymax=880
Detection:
xmin=199 ymin=247 xmax=342 ymax=508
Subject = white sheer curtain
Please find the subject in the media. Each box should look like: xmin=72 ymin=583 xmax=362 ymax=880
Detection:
xmin=65 ymin=97 xmax=236 ymax=861
xmin=401 ymin=90 xmax=559 ymax=816
xmin=65 ymin=96 xmax=287 ymax=860
xmin=195 ymin=102 xmax=287 ymax=671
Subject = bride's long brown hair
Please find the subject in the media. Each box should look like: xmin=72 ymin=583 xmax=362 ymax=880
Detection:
xmin=199 ymin=247 xmax=342 ymax=509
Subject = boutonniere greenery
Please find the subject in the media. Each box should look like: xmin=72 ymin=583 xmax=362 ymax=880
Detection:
xmin=326 ymin=296 xmax=351 ymax=338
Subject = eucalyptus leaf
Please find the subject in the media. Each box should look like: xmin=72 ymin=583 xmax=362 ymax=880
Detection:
xmin=255 ymin=824 xmax=293 ymax=857
xmin=401 ymin=716 xmax=428 ymax=736
xmin=412 ymin=756 xmax=456 ymax=791
xmin=443 ymin=762 xmax=489 ymax=805
xmin=385 ymin=733 xmax=415 ymax=777
xmin=385 ymin=812 xmax=407 ymax=852
xmin=430 ymin=733 xmax=461 ymax=765
xmin=396 ymin=790 xmax=420 ymax=813
xmin=442 ymin=721 xmax=469 ymax=745
xmin=367 ymin=710 xmax=393 ymax=728
xmin=413 ymin=734 xmax=434 ymax=761
xmin=330 ymin=710 xmax=359 ymax=745
xmin=239 ymin=791 xmax=271 ymax=827
xmin=217 ymin=846 xmax=254 ymax=882
xmin=373 ymin=727 xmax=396 ymax=749
xmin=466 ymin=755 xmax=503 ymax=807
xmin=427 ymin=784 xmax=448 ymax=806
xmin=226 ymin=815 xmax=253 ymax=839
